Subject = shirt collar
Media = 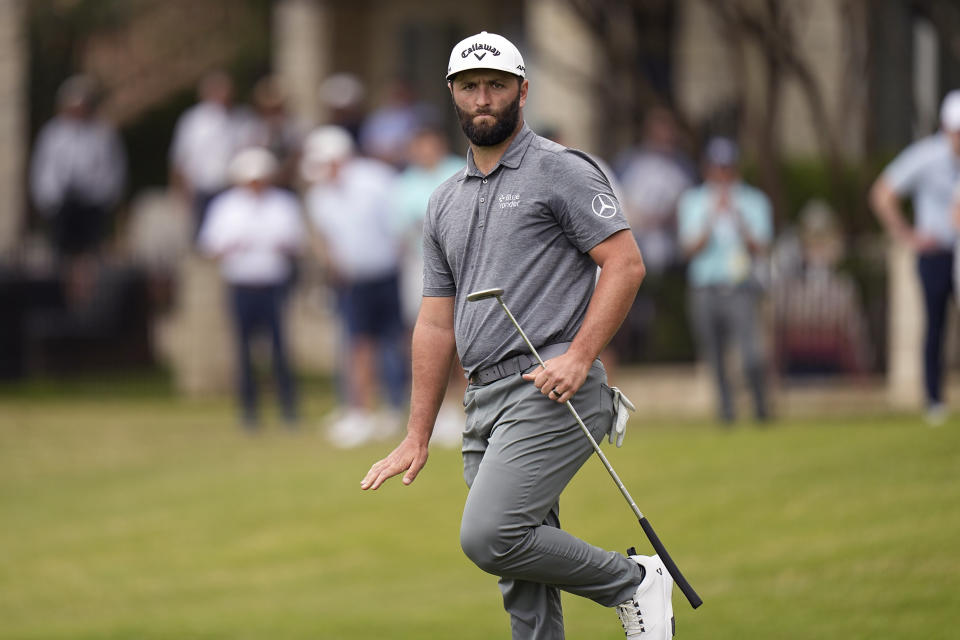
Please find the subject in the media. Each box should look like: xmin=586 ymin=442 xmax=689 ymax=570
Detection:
xmin=461 ymin=122 xmax=534 ymax=180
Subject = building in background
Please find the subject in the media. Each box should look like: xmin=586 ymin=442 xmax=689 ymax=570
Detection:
xmin=2 ymin=0 xmax=959 ymax=409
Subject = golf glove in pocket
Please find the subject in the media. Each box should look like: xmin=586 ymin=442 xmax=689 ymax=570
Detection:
xmin=609 ymin=386 xmax=636 ymax=447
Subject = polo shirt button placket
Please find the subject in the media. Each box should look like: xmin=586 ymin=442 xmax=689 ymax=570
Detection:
xmin=478 ymin=179 xmax=489 ymax=227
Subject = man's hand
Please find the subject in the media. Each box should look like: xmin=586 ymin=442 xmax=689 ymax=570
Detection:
xmin=521 ymin=351 xmax=592 ymax=404
xmin=360 ymin=435 xmax=429 ymax=490
xmin=713 ymin=184 xmax=732 ymax=212
xmin=909 ymin=231 xmax=941 ymax=253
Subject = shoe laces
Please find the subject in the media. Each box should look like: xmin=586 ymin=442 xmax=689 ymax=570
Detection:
xmin=616 ymin=598 xmax=645 ymax=636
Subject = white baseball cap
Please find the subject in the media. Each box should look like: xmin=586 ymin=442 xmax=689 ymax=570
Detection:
xmin=300 ymin=125 xmax=355 ymax=182
xmin=446 ymin=31 xmax=526 ymax=81
xmin=229 ymin=147 xmax=277 ymax=184
xmin=940 ymin=90 xmax=960 ymax=132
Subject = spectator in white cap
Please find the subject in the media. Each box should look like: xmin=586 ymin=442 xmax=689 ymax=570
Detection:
xmin=678 ymin=136 xmax=773 ymax=425
xmin=301 ymin=125 xmax=407 ymax=448
xmin=870 ymin=89 xmax=960 ymax=426
xmin=197 ymin=146 xmax=305 ymax=429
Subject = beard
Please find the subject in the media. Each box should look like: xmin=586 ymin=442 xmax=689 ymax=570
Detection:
xmin=455 ymin=91 xmax=522 ymax=147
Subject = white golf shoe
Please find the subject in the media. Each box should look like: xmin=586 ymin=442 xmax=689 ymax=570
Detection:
xmin=616 ymin=554 xmax=675 ymax=639
xmin=326 ymin=409 xmax=380 ymax=448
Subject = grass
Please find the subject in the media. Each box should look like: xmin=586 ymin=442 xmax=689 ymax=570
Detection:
xmin=1 ymin=378 xmax=959 ymax=639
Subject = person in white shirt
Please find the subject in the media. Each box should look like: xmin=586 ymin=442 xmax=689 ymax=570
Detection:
xmin=31 ymin=75 xmax=127 ymax=254
xmin=871 ymin=90 xmax=960 ymax=426
xmin=301 ymin=125 xmax=407 ymax=447
xmin=170 ymin=71 xmax=251 ymax=237
xmin=30 ymin=74 xmax=127 ymax=309
xmin=198 ymin=147 xmax=305 ymax=428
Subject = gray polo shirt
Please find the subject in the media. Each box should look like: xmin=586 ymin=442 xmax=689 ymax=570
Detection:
xmin=422 ymin=123 xmax=630 ymax=376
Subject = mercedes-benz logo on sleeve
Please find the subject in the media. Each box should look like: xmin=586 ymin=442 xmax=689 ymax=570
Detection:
xmin=591 ymin=193 xmax=618 ymax=218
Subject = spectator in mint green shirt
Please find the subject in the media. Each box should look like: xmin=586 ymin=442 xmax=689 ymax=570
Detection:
xmin=678 ymin=137 xmax=773 ymax=423
xmin=392 ymin=125 xmax=465 ymax=327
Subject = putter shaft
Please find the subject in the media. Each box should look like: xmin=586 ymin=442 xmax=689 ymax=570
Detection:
xmin=495 ymin=297 xmax=645 ymax=519
xmin=475 ymin=290 xmax=703 ymax=609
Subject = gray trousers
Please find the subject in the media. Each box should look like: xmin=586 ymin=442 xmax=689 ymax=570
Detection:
xmin=460 ymin=361 xmax=643 ymax=640
xmin=688 ymin=284 xmax=768 ymax=422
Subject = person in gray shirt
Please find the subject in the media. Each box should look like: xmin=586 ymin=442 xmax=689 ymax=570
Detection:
xmin=361 ymin=32 xmax=673 ymax=640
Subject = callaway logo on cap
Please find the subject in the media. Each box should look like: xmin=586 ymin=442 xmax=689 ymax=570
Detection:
xmin=446 ymin=31 xmax=526 ymax=81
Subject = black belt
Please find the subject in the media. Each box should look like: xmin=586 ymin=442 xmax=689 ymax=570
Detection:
xmin=468 ymin=342 xmax=572 ymax=386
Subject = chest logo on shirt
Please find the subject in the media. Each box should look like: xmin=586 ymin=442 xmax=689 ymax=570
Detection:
xmin=497 ymin=193 xmax=520 ymax=209
xmin=591 ymin=193 xmax=618 ymax=218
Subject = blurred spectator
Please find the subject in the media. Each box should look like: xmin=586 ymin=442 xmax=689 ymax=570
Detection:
xmin=678 ymin=137 xmax=773 ymax=424
xmin=391 ymin=125 xmax=465 ymax=447
xmin=953 ymin=182 xmax=960 ymax=292
xmin=393 ymin=126 xmax=465 ymax=326
xmin=318 ymin=72 xmax=367 ymax=145
xmin=611 ymin=106 xmax=696 ymax=363
xmin=359 ymin=77 xmax=437 ymax=168
xmin=616 ymin=106 xmax=696 ymax=274
xmin=169 ymin=71 xmax=249 ymax=237
xmin=301 ymin=126 xmax=407 ymax=447
xmin=870 ymin=89 xmax=960 ymax=426
xmin=771 ymin=200 xmax=873 ymax=377
xmin=197 ymin=147 xmax=304 ymax=429
xmin=30 ymin=74 xmax=126 ymax=309
xmin=243 ymin=75 xmax=307 ymax=190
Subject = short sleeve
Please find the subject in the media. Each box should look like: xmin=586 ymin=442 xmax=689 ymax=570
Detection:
xmin=883 ymin=140 xmax=930 ymax=195
xmin=676 ymin=188 xmax=704 ymax=247
xmin=421 ymin=194 xmax=456 ymax=296
xmin=197 ymin=193 xmax=230 ymax=255
xmin=739 ymin=188 xmax=773 ymax=244
xmin=547 ymin=150 xmax=631 ymax=253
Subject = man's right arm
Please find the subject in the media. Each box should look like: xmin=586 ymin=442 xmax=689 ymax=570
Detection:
xmin=869 ymin=177 xmax=914 ymax=246
xmin=870 ymin=146 xmax=939 ymax=252
xmin=360 ymin=295 xmax=456 ymax=490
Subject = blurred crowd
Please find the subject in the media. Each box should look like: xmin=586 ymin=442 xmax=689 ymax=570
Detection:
xmin=14 ymin=68 xmax=892 ymax=438
xmin=168 ymin=70 xmax=463 ymax=443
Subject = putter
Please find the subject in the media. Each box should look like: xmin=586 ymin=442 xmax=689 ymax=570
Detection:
xmin=467 ymin=287 xmax=703 ymax=609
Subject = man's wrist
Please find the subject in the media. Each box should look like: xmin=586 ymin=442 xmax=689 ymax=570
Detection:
xmin=404 ymin=420 xmax=434 ymax=446
xmin=565 ymin=343 xmax=597 ymax=367
xmin=893 ymin=225 xmax=914 ymax=245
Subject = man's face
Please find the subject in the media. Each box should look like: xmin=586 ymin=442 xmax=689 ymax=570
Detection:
xmin=449 ymin=70 xmax=527 ymax=147
xmin=705 ymin=164 xmax=738 ymax=185
xmin=244 ymin=178 xmax=270 ymax=194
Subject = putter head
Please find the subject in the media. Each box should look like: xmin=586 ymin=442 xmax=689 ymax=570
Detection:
xmin=466 ymin=288 xmax=504 ymax=302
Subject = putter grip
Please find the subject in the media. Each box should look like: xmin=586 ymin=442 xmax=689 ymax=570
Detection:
xmin=639 ymin=516 xmax=703 ymax=609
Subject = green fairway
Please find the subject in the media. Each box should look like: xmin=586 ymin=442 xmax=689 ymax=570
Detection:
xmin=1 ymin=381 xmax=959 ymax=639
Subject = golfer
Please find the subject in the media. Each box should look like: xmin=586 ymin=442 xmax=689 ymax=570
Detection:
xmin=362 ymin=32 xmax=673 ymax=639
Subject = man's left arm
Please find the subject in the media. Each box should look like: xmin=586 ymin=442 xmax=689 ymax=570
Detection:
xmin=522 ymin=229 xmax=645 ymax=403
